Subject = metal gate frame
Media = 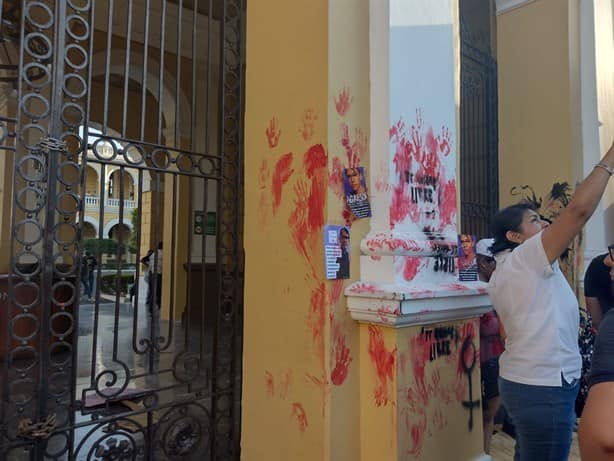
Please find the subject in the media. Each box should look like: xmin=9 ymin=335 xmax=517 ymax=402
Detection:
xmin=0 ymin=0 xmax=245 ymax=458
xmin=459 ymin=16 xmax=499 ymax=239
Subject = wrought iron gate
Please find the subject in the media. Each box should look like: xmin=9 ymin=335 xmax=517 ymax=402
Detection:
xmin=0 ymin=0 xmax=245 ymax=458
xmin=459 ymin=22 xmax=499 ymax=238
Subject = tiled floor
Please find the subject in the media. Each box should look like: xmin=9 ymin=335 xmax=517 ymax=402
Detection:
xmin=490 ymin=430 xmax=581 ymax=460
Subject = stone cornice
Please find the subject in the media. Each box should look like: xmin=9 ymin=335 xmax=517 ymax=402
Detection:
xmin=496 ymin=0 xmax=538 ymax=16
xmin=346 ymin=280 xmax=492 ymax=328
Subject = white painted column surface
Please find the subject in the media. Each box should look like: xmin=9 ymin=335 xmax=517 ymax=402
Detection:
xmin=346 ymin=0 xmax=491 ymax=326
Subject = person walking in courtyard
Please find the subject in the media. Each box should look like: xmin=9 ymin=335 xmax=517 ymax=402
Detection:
xmin=488 ymin=140 xmax=614 ymax=460
xmin=85 ymin=251 xmax=97 ymax=302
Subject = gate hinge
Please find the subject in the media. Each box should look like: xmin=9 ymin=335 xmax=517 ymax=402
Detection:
xmin=17 ymin=413 xmax=57 ymax=439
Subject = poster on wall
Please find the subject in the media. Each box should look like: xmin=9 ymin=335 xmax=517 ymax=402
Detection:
xmin=458 ymin=234 xmax=478 ymax=282
xmin=343 ymin=166 xmax=372 ymax=219
xmin=324 ymin=225 xmax=350 ymax=280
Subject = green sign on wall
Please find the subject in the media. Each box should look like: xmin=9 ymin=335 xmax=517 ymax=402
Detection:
xmin=194 ymin=211 xmax=216 ymax=236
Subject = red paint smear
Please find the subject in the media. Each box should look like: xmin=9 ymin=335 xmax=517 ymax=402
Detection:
xmin=409 ymin=332 xmax=436 ymax=403
xmin=352 ymin=128 xmax=367 ymax=163
xmin=258 ymin=160 xmax=271 ymax=225
xmin=308 ymin=282 xmax=327 ymax=362
xmin=329 ymin=157 xmax=345 ymax=198
xmin=271 ymin=153 xmax=294 ymax=214
xmin=288 ymin=144 xmax=328 ymax=268
xmin=279 ymin=370 xmax=292 ymax=400
xmin=258 ymin=159 xmax=270 ymax=189
xmin=457 ymin=322 xmax=476 ymax=378
xmin=265 ymin=117 xmax=281 ymax=148
xmin=265 ymin=370 xmax=274 ymax=398
xmin=410 ymin=419 xmax=427 ymax=457
xmin=349 ymin=282 xmax=378 ymax=294
xmin=402 ymin=257 xmax=421 ymax=282
xmin=439 ymin=179 xmax=457 ymax=227
xmin=340 ymin=123 xmax=362 ymax=168
xmin=300 ymin=108 xmax=317 ymax=142
xmin=291 ymin=403 xmax=308 ymax=432
xmin=389 ymin=110 xmax=456 ymax=230
xmin=329 ymin=279 xmax=345 ymax=305
xmin=342 ymin=207 xmax=357 ymax=227
xmin=334 ymin=86 xmax=352 ymax=116
xmin=367 ymin=325 xmax=397 ymax=406
xmin=331 ymin=321 xmax=352 ymax=386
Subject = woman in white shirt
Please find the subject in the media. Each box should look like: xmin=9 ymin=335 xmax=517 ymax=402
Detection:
xmin=488 ymin=140 xmax=614 ymax=460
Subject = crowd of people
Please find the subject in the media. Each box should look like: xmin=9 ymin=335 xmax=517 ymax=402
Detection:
xmin=474 ymin=140 xmax=614 ymax=460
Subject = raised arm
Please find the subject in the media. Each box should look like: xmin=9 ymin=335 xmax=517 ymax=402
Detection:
xmin=541 ymin=141 xmax=614 ymax=264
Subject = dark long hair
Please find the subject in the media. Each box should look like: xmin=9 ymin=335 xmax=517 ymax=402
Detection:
xmin=490 ymin=202 xmax=536 ymax=255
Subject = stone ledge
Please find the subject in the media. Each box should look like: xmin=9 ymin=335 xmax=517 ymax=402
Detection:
xmin=346 ymin=280 xmax=492 ymax=328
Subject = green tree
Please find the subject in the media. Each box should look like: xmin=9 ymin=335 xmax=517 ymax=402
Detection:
xmin=128 ymin=207 xmax=139 ymax=254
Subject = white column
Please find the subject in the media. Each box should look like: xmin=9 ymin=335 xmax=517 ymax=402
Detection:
xmin=347 ymin=0 xmax=490 ymax=324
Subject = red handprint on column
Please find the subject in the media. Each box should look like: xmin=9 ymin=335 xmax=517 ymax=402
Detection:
xmin=265 ymin=117 xmax=281 ymax=148
xmin=334 ymin=86 xmax=353 ymax=117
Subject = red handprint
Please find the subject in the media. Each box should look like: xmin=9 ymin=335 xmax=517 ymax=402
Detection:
xmin=334 ymin=86 xmax=353 ymax=116
xmin=299 ymin=109 xmax=317 ymax=142
xmin=265 ymin=117 xmax=281 ymax=148
xmin=331 ymin=334 xmax=352 ymax=386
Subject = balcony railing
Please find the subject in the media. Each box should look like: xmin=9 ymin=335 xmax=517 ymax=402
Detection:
xmin=84 ymin=195 xmax=136 ymax=209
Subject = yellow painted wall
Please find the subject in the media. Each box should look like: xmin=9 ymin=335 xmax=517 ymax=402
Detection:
xmin=243 ymin=0 xmax=369 ymax=460
xmin=497 ymin=0 xmax=575 ymax=208
xmin=359 ymin=319 xmax=483 ymax=461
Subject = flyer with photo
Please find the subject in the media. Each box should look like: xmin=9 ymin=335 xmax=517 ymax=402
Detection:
xmin=458 ymin=234 xmax=478 ymax=282
xmin=343 ymin=166 xmax=372 ymax=219
xmin=324 ymin=225 xmax=350 ymax=280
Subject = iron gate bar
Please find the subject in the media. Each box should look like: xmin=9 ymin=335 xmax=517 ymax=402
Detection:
xmin=460 ymin=37 xmax=499 ymax=238
xmin=2 ymin=0 xmax=246 ymax=458
xmin=120 ymin=0 xmax=132 ymax=137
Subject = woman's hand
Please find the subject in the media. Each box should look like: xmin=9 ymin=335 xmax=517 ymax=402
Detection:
xmin=541 ymin=139 xmax=614 ymax=264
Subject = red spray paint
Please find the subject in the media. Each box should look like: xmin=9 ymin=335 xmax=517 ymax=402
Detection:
xmin=272 ymin=153 xmax=294 ymax=214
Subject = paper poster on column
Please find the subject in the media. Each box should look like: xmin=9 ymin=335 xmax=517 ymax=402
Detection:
xmin=324 ymin=225 xmax=350 ymax=280
xmin=343 ymin=166 xmax=372 ymax=218
xmin=458 ymin=234 xmax=478 ymax=281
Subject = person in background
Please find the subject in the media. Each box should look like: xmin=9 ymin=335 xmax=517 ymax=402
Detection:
xmin=487 ymin=139 xmax=614 ymax=461
xmin=85 ymin=251 xmax=97 ymax=302
xmin=81 ymin=252 xmax=90 ymax=299
xmin=578 ymin=308 xmax=614 ymax=461
xmin=584 ymin=249 xmax=614 ymax=330
xmin=476 ymin=238 xmax=504 ymax=454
